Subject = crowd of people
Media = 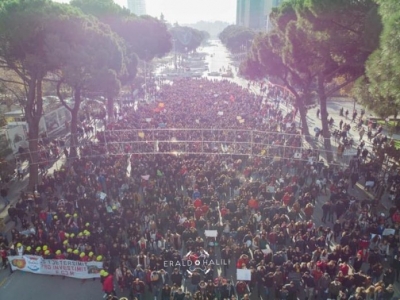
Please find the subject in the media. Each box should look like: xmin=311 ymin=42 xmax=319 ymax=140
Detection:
xmin=1 ymin=78 xmax=400 ymax=300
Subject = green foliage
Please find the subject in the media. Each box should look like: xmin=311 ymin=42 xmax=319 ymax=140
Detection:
xmin=117 ymin=16 xmax=172 ymax=61
xmin=200 ymin=30 xmax=211 ymax=43
xmin=362 ymin=0 xmax=400 ymax=116
xmin=241 ymin=0 xmax=380 ymax=160
xmin=169 ymin=26 xmax=205 ymax=53
xmin=239 ymin=55 xmax=266 ymax=80
xmin=376 ymin=142 xmax=400 ymax=162
xmin=71 ymin=0 xmax=172 ymax=62
xmin=219 ymin=25 xmax=255 ymax=52
xmin=49 ymin=14 xmax=126 ymax=101
xmin=353 ymin=76 xmax=400 ymax=118
xmin=240 ymin=27 xmax=313 ymax=136
xmin=0 ymin=0 xmax=92 ymax=187
xmin=0 ymin=0 xmax=83 ymax=79
xmin=71 ymin=0 xmax=130 ymax=18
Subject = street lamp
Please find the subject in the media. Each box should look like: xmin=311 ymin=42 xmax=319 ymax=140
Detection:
xmin=172 ymin=39 xmax=177 ymax=70
xmin=183 ymin=47 xmax=188 ymax=72
xmin=144 ymin=49 xmax=148 ymax=102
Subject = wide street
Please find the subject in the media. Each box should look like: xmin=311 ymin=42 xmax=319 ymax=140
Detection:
xmin=0 ymin=40 xmax=398 ymax=299
xmin=0 ymin=271 xmax=102 ymax=299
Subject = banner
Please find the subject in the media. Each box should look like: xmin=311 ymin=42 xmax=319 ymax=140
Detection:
xmin=237 ymin=269 xmax=251 ymax=281
xmin=8 ymin=255 xmax=103 ymax=279
xmin=205 ymin=230 xmax=218 ymax=238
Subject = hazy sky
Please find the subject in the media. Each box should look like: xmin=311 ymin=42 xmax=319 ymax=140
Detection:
xmin=54 ymin=0 xmax=236 ymax=24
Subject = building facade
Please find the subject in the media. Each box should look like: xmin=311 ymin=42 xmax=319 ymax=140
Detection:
xmin=265 ymin=0 xmax=284 ymax=31
xmin=236 ymin=0 xmax=284 ymax=30
xmin=127 ymin=0 xmax=147 ymax=16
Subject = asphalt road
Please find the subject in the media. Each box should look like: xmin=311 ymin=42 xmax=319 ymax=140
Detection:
xmin=0 ymin=271 xmax=103 ymax=300
xmin=0 ymin=261 xmax=235 ymax=300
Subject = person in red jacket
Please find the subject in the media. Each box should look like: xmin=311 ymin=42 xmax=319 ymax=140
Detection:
xmin=1 ymin=246 xmax=8 ymax=269
xmin=201 ymin=204 xmax=209 ymax=215
xmin=248 ymin=198 xmax=258 ymax=210
xmin=194 ymin=207 xmax=203 ymax=220
xmin=102 ymin=272 xmax=116 ymax=297
xmin=236 ymin=254 xmax=249 ymax=268
xmin=358 ymin=235 xmax=370 ymax=262
xmin=193 ymin=198 xmax=202 ymax=208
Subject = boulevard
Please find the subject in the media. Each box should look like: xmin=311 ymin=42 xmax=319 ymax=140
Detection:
xmin=0 ymin=40 xmax=396 ymax=300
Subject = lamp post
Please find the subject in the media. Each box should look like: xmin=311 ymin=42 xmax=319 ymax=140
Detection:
xmin=183 ymin=47 xmax=188 ymax=72
xmin=143 ymin=49 xmax=149 ymax=102
xmin=172 ymin=38 xmax=177 ymax=70
xmin=144 ymin=59 xmax=147 ymax=101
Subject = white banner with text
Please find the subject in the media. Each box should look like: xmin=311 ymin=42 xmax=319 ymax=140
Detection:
xmin=8 ymin=255 xmax=103 ymax=279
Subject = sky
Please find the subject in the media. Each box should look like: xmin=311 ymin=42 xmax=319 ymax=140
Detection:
xmin=54 ymin=0 xmax=237 ymax=24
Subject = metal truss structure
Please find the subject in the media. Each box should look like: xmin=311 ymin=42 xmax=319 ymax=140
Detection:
xmin=75 ymin=128 xmax=324 ymax=162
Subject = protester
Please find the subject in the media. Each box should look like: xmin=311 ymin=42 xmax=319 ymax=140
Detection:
xmin=3 ymin=78 xmax=400 ymax=300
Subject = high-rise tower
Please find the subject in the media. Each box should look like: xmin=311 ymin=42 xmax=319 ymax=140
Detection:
xmin=236 ymin=0 xmax=266 ymax=30
xmin=236 ymin=0 xmax=284 ymax=30
xmin=127 ymin=0 xmax=147 ymax=16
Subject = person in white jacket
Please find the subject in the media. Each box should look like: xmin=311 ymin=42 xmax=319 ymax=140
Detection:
xmin=157 ymin=237 xmax=166 ymax=254
xmin=378 ymin=240 xmax=389 ymax=261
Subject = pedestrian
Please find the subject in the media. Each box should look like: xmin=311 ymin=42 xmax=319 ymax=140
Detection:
xmin=7 ymin=205 xmax=18 ymax=225
xmin=367 ymin=129 xmax=372 ymax=141
xmin=0 ymin=186 xmax=10 ymax=206
xmin=350 ymin=172 xmax=359 ymax=189
xmin=393 ymin=247 xmax=400 ymax=282
xmin=304 ymin=203 xmax=314 ymax=220
xmin=17 ymin=164 xmax=23 ymax=181
xmin=0 ymin=246 xmax=8 ymax=269
xmin=302 ymin=271 xmax=316 ymax=300
xmin=359 ymin=127 xmax=365 ymax=141
xmin=63 ymin=148 xmax=69 ymax=159
xmin=131 ymin=278 xmax=145 ymax=300
xmin=352 ymin=110 xmax=357 ymax=123
xmin=102 ymin=272 xmax=116 ymax=298
xmin=321 ymin=201 xmax=330 ymax=223
xmin=329 ymin=277 xmax=342 ymax=299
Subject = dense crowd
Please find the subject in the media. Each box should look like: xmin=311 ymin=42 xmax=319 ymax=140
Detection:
xmin=1 ymin=78 xmax=400 ymax=300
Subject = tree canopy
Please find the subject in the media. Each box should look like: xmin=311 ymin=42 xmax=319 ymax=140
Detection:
xmin=169 ymin=26 xmax=205 ymax=53
xmin=70 ymin=0 xmax=130 ymax=19
xmin=0 ymin=0 xmax=92 ymax=187
xmin=71 ymin=0 xmax=172 ymax=62
xmin=240 ymin=0 xmax=381 ymax=161
xmin=117 ymin=16 xmax=172 ymax=61
xmin=219 ymin=25 xmax=255 ymax=52
xmin=358 ymin=0 xmax=400 ymax=118
xmin=50 ymin=13 xmax=126 ymax=156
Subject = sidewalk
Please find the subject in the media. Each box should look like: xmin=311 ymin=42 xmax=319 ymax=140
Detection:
xmin=0 ymin=155 xmax=67 ymax=239
xmin=0 ymin=159 xmax=30 ymax=217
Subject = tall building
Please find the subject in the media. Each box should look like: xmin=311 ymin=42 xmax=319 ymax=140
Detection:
xmin=236 ymin=0 xmax=284 ymax=30
xmin=127 ymin=0 xmax=147 ymax=16
xmin=236 ymin=0 xmax=246 ymax=27
xmin=265 ymin=0 xmax=284 ymax=31
xmin=236 ymin=0 xmax=265 ymax=29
